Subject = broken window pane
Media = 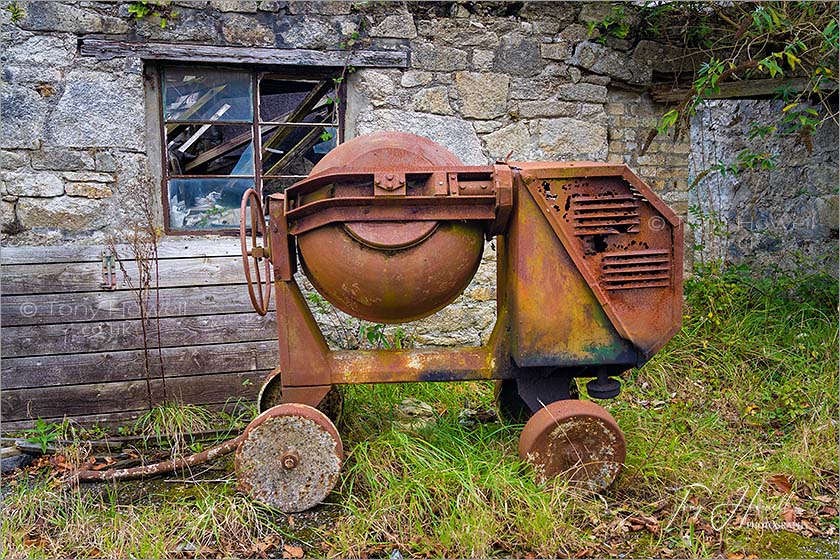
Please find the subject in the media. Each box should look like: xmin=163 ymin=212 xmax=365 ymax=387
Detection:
xmin=259 ymin=77 xmax=337 ymax=124
xmin=261 ymin=125 xmax=337 ymax=177
xmin=166 ymin=124 xmax=254 ymax=176
xmin=164 ymin=68 xmax=252 ymax=123
xmin=168 ymin=178 xmax=253 ymax=230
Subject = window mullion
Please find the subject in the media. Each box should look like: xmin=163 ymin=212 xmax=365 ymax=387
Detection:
xmin=252 ymin=71 xmax=263 ymax=199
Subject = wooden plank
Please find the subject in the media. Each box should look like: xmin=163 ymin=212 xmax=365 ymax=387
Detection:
xmin=80 ymin=38 xmax=409 ymax=68
xmin=649 ymin=77 xmax=815 ymax=103
xmin=1 ymin=312 xmax=277 ymax=358
xmin=1 ymin=284 xmax=274 ymax=327
xmin=2 ymin=341 xmax=279 ymax=389
xmin=0 ymin=399 xmax=254 ymax=432
xmin=1 ymin=371 xmax=266 ymax=421
xmin=1 ymin=255 xmax=247 ymax=295
xmin=1 ymin=237 xmax=242 ymax=265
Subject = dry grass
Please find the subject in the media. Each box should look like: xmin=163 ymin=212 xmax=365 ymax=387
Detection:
xmin=2 ymin=266 xmax=837 ymax=558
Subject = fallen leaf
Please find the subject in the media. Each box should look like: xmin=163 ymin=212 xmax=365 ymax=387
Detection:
xmin=814 ymin=495 xmax=834 ymax=504
xmin=626 ymin=513 xmax=660 ymax=534
xmin=818 ymin=505 xmax=838 ymax=517
xmin=282 ymin=544 xmax=304 ymax=559
xmin=726 ymin=553 xmax=745 ymax=560
xmin=783 ymin=504 xmax=797 ymax=524
xmin=768 ymin=474 xmax=792 ymax=494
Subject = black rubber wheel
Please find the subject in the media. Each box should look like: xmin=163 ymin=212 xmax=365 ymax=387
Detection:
xmin=495 ymin=377 xmax=579 ymax=424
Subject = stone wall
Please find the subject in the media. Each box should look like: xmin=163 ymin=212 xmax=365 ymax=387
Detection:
xmin=1 ymin=1 xmax=695 ymax=248
xmin=689 ymin=99 xmax=839 ymax=274
xmin=1 ymin=1 xmax=836 ymax=336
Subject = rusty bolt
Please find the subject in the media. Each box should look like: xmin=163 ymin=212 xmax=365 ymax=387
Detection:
xmin=386 ymin=174 xmax=395 ymax=181
xmin=281 ymin=450 xmax=300 ymax=470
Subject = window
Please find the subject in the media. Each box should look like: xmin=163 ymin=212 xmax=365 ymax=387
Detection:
xmin=160 ymin=65 xmax=343 ymax=232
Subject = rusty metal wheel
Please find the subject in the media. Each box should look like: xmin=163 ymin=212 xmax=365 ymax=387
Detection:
xmin=519 ymin=399 xmax=625 ymax=491
xmin=240 ymin=188 xmax=272 ymax=316
xmin=236 ymin=403 xmax=343 ymax=512
xmin=257 ymin=369 xmax=343 ymax=424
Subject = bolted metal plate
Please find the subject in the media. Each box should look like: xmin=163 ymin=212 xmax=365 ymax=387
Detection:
xmin=236 ymin=403 xmax=343 ymax=513
xmin=519 ymin=399 xmax=625 ymax=491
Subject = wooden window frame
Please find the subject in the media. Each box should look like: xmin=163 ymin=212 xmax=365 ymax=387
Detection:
xmin=157 ymin=63 xmax=347 ymax=236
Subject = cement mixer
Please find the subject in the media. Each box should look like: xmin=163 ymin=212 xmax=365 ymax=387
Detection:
xmin=234 ymin=131 xmax=683 ymax=512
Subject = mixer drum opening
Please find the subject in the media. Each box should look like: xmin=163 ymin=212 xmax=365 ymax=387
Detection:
xmin=298 ymin=219 xmax=485 ymax=323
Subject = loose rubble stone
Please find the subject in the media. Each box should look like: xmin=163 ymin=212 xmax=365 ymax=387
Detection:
xmin=411 ymin=86 xmax=453 ymax=115
xmin=555 ymin=82 xmax=608 ymax=103
xmin=570 ymin=41 xmax=652 ymax=85
xmin=1 ymin=450 xmax=33 ymax=474
xmin=393 ymin=398 xmax=437 ymax=432
xmin=135 ymin=9 xmax=220 ymax=42
xmin=472 ymin=121 xmax=504 ymax=134
xmin=370 ymin=13 xmax=417 ymax=39
xmin=276 ymin=16 xmax=339 ymax=49
xmin=17 ymin=195 xmax=112 ymax=231
xmin=482 ymin=121 xmax=534 ymax=161
xmin=633 ymin=40 xmax=701 ymax=74
xmin=222 ymin=13 xmax=275 ymax=46
xmin=471 ymin=49 xmax=495 ymax=71
xmin=538 ymin=118 xmax=608 ymax=159
xmin=412 ymin=42 xmax=469 ymax=71
xmin=288 ymin=1 xmax=351 ymax=15
xmin=494 ymin=33 xmax=542 ymax=77
xmin=1 ymin=150 xmax=28 ymax=171
xmin=357 ymin=109 xmax=486 ymax=165
xmin=517 ymin=100 xmax=577 ymax=119
xmin=352 ymin=70 xmax=396 ymax=101
xmin=2 ymin=34 xmax=74 ymax=67
xmin=65 ymin=182 xmax=113 ymax=199
xmin=211 ymin=0 xmax=258 ymax=12
xmin=258 ymin=1 xmax=281 ymax=12
xmin=519 ymin=1 xmax=577 ymax=25
xmin=2 ymin=171 xmax=65 ymax=197
xmin=1 ymin=200 xmax=17 ymax=232
xmin=17 ymin=1 xmax=129 ymax=34
xmin=400 ymin=71 xmax=433 ymax=88
xmin=95 ymin=151 xmax=117 ymax=173
xmin=1 ymin=84 xmax=47 ymax=149
xmin=455 ymin=72 xmax=509 ymax=119
xmin=31 ymin=148 xmax=95 ymax=171
xmin=62 ymin=171 xmax=114 ymax=183
xmin=46 ymin=71 xmax=145 ymax=150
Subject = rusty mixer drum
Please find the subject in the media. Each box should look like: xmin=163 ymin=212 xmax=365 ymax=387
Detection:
xmin=295 ymin=133 xmax=485 ymax=323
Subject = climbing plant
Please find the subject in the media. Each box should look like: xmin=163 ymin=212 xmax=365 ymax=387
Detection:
xmin=643 ymin=1 xmax=838 ymax=149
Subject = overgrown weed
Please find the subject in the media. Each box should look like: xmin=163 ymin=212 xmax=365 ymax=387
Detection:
xmin=133 ymin=402 xmax=220 ymax=456
xmin=2 ymin=265 xmax=837 ymax=558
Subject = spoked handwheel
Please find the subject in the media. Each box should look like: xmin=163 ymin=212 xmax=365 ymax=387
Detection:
xmin=519 ymin=399 xmax=625 ymax=491
xmin=236 ymin=403 xmax=343 ymax=512
xmin=240 ymin=188 xmax=272 ymax=316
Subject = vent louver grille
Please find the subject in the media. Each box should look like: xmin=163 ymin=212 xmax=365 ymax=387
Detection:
xmin=570 ymin=195 xmax=640 ymax=236
xmin=600 ymin=249 xmax=671 ymax=290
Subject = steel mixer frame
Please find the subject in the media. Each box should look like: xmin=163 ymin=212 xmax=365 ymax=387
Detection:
xmin=241 ymin=160 xmax=683 ymax=412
